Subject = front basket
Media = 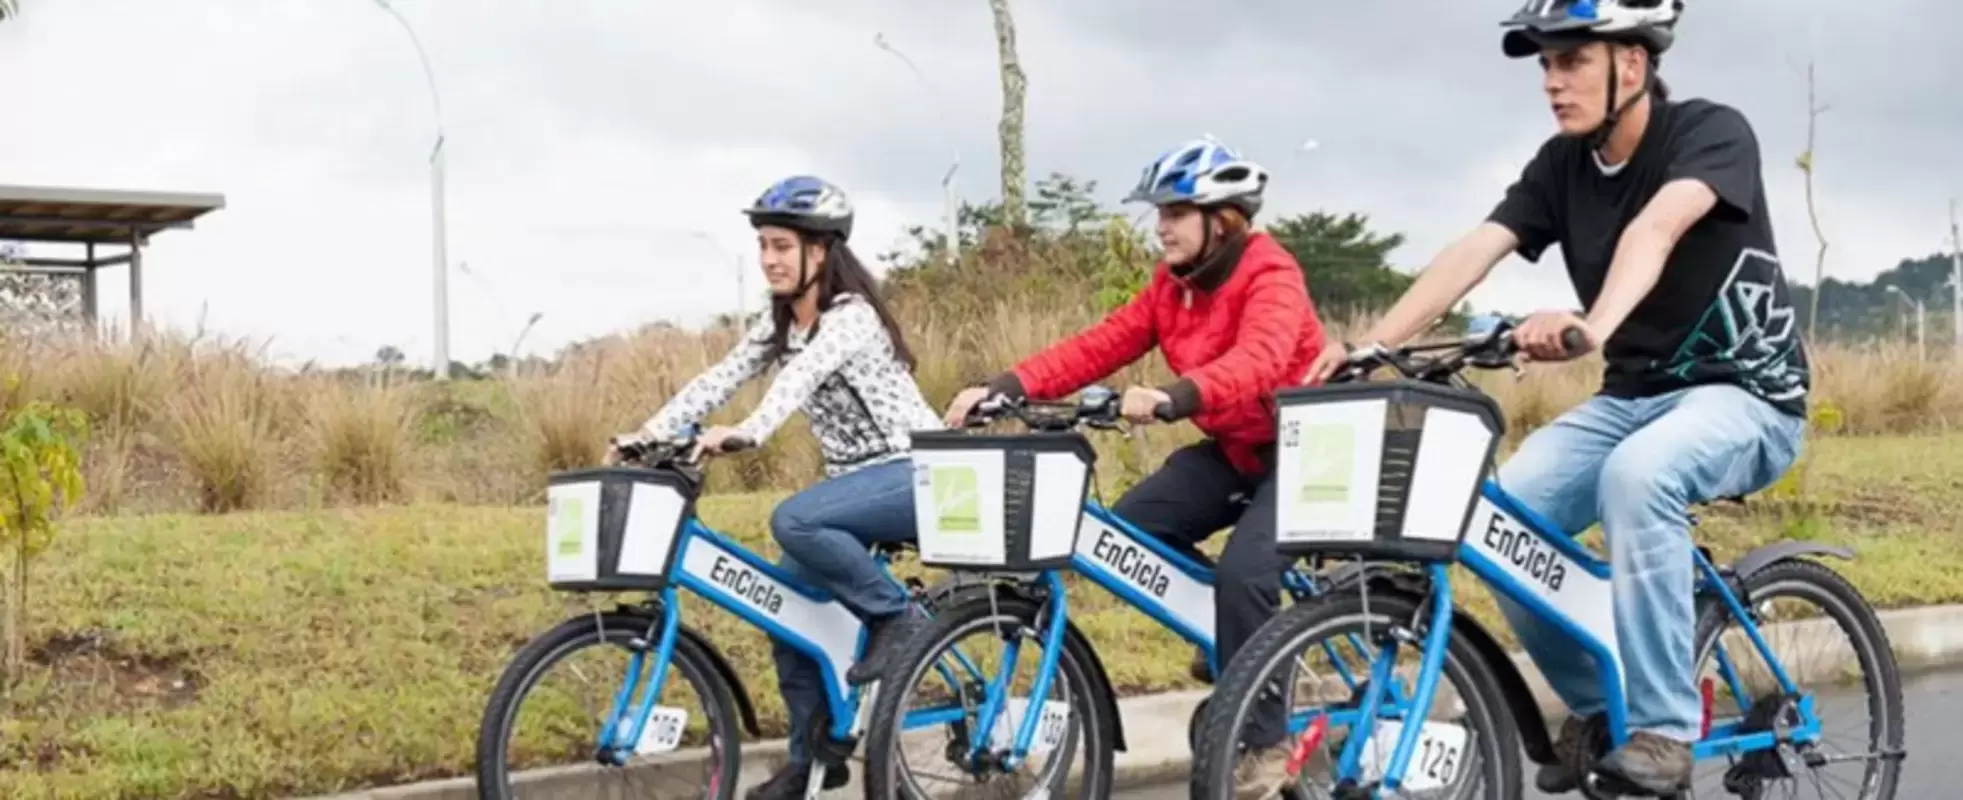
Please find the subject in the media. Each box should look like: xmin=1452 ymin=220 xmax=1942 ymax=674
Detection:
xmin=545 ymin=466 xmax=697 ymax=592
xmin=908 ymin=430 xmax=1097 ymax=572
xmin=1271 ymin=379 xmax=1504 ymax=563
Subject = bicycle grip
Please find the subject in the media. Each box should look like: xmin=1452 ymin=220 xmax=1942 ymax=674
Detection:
xmin=720 ymin=435 xmax=757 ymax=453
xmin=1152 ymin=402 xmax=1176 ymax=422
xmin=1560 ymin=327 xmax=1590 ymax=357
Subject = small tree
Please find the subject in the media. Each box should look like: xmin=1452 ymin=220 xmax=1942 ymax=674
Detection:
xmin=0 ymin=389 xmax=88 ymax=687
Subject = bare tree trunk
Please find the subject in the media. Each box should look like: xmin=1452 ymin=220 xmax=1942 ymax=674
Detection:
xmin=988 ymin=0 xmax=1027 ymax=228
xmin=1799 ymin=61 xmax=1831 ymax=344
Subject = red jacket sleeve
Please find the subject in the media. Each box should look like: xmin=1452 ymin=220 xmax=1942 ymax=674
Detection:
xmin=1007 ymin=272 xmax=1162 ymax=400
xmin=1181 ymin=256 xmax=1318 ymax=411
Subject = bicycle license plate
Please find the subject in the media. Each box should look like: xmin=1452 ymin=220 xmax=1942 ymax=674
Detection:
xmin=986 ymin=697 xmax=1071 ymax=755
xmin=632 ymin=706 xmax=690 ymax=755
xmin=1355 ymin=719 xmax=1467 ymax=792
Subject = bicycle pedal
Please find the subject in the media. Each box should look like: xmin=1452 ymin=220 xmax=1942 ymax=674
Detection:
xmin=1583 ymin=769 xmax=1684 ymax=798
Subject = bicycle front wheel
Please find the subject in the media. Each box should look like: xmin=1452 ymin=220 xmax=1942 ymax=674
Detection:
xmin=862 ymin=589 xmax=1116 ymax=799
xmin=1190 ymin=590 xmax=1521 ymax=800
xmin=475 ymin=611 xmax=742 ymax=800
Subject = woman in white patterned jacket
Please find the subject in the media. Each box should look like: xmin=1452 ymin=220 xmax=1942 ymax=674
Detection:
xmin=610 ymin=175 xmax=943 ymax=799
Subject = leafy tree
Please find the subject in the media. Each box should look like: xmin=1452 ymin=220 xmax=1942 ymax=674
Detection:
xmin=0 ymin=391 xmax=87 ymax=686
xmin=1265 ymin=211 xmax=1415 ymax=317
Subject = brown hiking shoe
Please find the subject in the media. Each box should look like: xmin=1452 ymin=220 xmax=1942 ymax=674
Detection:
xmin=1191 ymin=648 xmax=1214 ymax=684
xmin=1535 ymin=715 xmax=1588 ymax=793
xmin=1597 ymin=732 xmax=1693 ymax=795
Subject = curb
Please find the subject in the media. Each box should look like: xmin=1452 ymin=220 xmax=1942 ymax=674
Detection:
xmin=297 ymin=602 xmax=1963 ymax=798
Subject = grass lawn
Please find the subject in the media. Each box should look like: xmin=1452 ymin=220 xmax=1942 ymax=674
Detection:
xmin=2 ymin=434 xmax=1961 ymax=798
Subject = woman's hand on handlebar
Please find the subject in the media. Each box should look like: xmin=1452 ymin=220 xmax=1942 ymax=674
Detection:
xmin=943 ymin=386 xmax=991 ymax=428
xmin=1302 ymin=333 xmax=1354 ymax=385
xmin=691 ymin=425 xmax=753 ymax=459
xmin=1120 ymin=386 xmax=1173 ymax=425
xmin=1514 ymin=310 xmax=1599 ymax=362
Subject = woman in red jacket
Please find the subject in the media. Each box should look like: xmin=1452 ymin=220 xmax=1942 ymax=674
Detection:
xmin=942 ymin=135 xmax=1325 ymax=780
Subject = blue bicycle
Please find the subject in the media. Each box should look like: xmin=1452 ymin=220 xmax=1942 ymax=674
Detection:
xmin=1190 ymin=317 xmax=1906 ymax=799
xmin=473 ymin=429 xmax=991 ymax=799
xmin=858 ymin=386 xmax=1378 ymax=799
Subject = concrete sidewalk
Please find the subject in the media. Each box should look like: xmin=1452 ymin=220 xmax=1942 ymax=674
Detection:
xmin=300 ymin=601 xmax=1963 ymax=798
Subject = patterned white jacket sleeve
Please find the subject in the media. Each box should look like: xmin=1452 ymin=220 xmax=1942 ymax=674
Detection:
xmin=731 ymin=299 xmax=885 ymax=445
xmin=636 ymin=314 xmax=775 ymax=442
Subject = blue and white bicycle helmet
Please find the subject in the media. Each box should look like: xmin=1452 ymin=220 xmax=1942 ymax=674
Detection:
xmin=1124 ymin=137 xmax=1269 ymax=218
xmin=743 ymin=175 xmax=855 ymax=241
xmin=1500 ymin=0 xmax=1683 ymax=59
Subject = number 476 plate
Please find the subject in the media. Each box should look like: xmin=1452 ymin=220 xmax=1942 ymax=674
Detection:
xmin=1356 ymin=719 xmax=1468 ymax=793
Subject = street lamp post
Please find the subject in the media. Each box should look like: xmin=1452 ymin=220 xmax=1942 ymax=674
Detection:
xmin=688 ymin=230 xmax=748 ymax=329
xmin=1886 ymin=285 xmax=1926 ymax=362
xmin=373 ymin=0 xmax=451 ymax=381
xmin=873 ymin=33 xmax=959 ymax=266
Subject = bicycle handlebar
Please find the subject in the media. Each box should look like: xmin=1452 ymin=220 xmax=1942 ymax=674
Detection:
xmin=1331 ymin=319 xmax=1588 ymax=386
xmin=610 ymin=428 xmax=756 ymax=470
xmin=963 ymin=385 xmax=1166 ymax=432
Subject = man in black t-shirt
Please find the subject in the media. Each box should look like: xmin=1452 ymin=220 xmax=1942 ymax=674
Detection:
xmin=1302 ymin=0 xmax=1808 ymax=795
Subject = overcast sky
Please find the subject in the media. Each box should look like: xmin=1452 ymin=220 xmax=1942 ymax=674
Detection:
xmin=2 ymin=0 xmax=1956 ymax=368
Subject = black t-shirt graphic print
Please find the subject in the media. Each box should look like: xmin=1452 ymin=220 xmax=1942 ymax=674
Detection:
xmin=1487 ymin=98 xmax=1811 ymax=417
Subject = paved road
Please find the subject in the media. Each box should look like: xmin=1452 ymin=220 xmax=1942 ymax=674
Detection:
xmin=1122 ymin=667 xmax=1953 ymax=799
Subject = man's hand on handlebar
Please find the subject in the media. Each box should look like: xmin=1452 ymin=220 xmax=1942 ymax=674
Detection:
xmin=1514 ymin=310 xmax=1599 ymax=362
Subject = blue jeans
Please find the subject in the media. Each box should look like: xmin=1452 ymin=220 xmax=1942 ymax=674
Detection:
xmin=1491 ymin=384 xmax=1805 ymax=742
xmin=767 ymin=457 xmax=918 ymax=765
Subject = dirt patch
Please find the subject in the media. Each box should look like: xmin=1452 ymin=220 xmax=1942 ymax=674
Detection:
xmin=28 ymin=627 xmax=205 ymax=711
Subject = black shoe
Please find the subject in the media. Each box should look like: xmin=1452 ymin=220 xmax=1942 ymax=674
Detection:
xmin=745 ymin=761 xmax=849 ymax=800
xmin=846 ymin=611 xmax=925 ymax=685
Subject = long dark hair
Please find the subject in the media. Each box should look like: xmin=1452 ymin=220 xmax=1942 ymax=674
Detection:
xmin=765 ymin=233 xmax=917 ymax=371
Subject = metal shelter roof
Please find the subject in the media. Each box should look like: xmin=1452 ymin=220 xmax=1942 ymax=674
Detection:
xmin=0 ymin=183 xmax=226 ymax=244
xmin=0 ymin=183 xmax=228 ymax=329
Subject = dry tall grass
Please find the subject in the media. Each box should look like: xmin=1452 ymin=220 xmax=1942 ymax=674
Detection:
xmin=1 ymin=291 xmax=1957 ymax=518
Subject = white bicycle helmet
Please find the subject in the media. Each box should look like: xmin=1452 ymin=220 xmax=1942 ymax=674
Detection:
xmin=1124 ymin=136 xmax=1269 ymax=218
xmin=1501 ymin=0 xmax=1683 ymax=58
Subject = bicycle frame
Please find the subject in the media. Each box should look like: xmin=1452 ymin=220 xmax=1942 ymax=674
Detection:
xmin=594 ymin=515 xmax=983 ymax=765
xmin=1330 ymin=478 xmax=1823 ymax=794
xmin=930 ymin=499 xmax=1390 ymax=768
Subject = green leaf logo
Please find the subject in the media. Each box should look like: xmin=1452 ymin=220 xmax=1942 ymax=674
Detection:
xmin=1296 ymin=422 xmax=1355 ymax=504
xmin=932 ymin=465 xmax=981 ymax=534
xmin=551 ymin=496 xmax=585 ymax=556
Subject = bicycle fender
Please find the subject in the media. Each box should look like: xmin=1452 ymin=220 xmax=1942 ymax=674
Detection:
xmin=1322 ymin=563 xmax=1558 ymax=765
xmin=676 ymin=622 xmax=764 ymax=737
xmin=1447 ymin=608 xmax=1558 ymax=766
xmin=1730 ymin=542 xmax=1855 ymax=582
xmin=989 ymin=582 xmax=1130 ymax=752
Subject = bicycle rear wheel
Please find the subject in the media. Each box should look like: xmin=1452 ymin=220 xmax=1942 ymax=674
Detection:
xmin=475 ymin=611 xmax=742 ymax=799
xmin=862 ymin=589 xmax=1115 ymax=799
xmin=1190 ymin=590 xmax=1520 ymax=800
xmin=1688 ymin=559 xmax=1904 ymax=799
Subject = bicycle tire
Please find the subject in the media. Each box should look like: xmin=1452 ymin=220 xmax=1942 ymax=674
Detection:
xmin=861 ymin=591 xmax=1116 ymax=800
xmin=475 ymin=611 xmax=743 ymax=800
xmin=1189 ymin=590 xmax=1523 ymax=800
xmin=1691 ymin=559 xmax=1905 ymax=799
